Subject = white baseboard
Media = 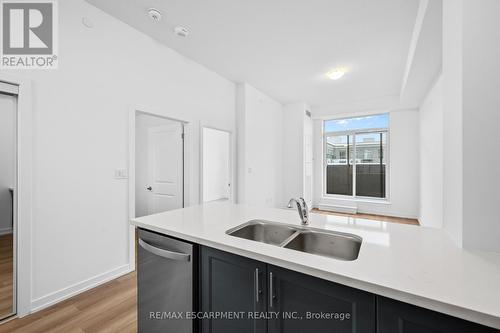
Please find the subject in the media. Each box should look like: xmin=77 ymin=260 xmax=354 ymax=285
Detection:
xmin=316 ymin=204 xmax=358 ymax=214
xmin=30 ymin=264 xmax=133 ymax=314
xmin=0 ymin=228 xmax=13 ymax=236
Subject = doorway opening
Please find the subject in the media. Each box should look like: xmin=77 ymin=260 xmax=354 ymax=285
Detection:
xmin=0 ymin=84 xmax=18 ymax=320
xmin=129 ymin=110 xmax=189 ymax=270
xmin=201 ymin=127 xmax=232 ymax=203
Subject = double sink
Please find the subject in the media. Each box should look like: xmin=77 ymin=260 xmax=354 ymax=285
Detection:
xmin=226 ymin=220 xmax=362 ymax=261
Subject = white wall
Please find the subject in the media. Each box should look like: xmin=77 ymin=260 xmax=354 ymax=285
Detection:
xmin=202 ymin=127 xmax=230 ymax=202
xmin=0 ymin=94 xmax=16 ymax=234
xmin=282 ymin=103 xmax=306 ymax=203
xmin=442 ymin=0 xmax=463 ymax=246
xmin=421 ymin=0 xmax=500 ymax=252
xmin=2 ymin=0 xmax=235 ymax=311
xmin=461 ymin=0 xmax=500 ymax=252
xmin=385 ymin=110 xmax=420 ymax=218
xmin=303 ymin=111 xmax=314 ymax=207
xmin=236 ymin=84 xmax=247 ymax=204
xmin=236 ymin=83 xmax=283 ymax=208
xmin=313 ymin=109 xmax=420 ymax=219
xmin=419 ymin=74 xmax=443 ymax=228
xmin=281 ymin=103 xmax=313 ymax=207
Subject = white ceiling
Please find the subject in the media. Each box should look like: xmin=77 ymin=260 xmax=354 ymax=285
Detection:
xmin=86 ymin=0 xmax=421 ymax=109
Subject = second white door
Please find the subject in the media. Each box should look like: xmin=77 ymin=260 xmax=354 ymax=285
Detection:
xmin=147 ymin=124 xmax=184 ymax=214
xmin=202 ymin=127 xmax=231 ymax=202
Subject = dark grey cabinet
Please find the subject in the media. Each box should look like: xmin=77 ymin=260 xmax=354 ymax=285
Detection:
xmin=200 ymin=246 xmax=267 ymax=333
xmin=377 ymin=297 xmax=499 ymax=333
xmin=200 ymin=246 xmax=375 ymax=333
xmin=200 ymin=246 xmax=499 ymax=333
xmin=267 ymin=265 xmax=376 ymax=333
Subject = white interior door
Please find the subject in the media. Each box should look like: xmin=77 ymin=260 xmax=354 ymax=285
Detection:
xmin=147 ymin=124 xmax=184 ymax=214
xmin=202 ymin=127 xmax=231 ymax=202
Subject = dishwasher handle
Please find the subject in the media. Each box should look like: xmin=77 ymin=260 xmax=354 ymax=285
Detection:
xmin=139 ymin=238 xmax=191 ymax=262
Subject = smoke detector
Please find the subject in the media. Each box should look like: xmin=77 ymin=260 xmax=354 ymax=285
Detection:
xmin=147 ymin=8 xmax=162 ymax=22
xmin=174 ymin=26 xmax=189 ymax=37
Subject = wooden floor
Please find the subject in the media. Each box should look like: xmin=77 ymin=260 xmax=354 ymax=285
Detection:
xmin=0 ymin=272 xmax=137 ymax=333
xmin=0 ymin=234 xmax=13 ymax=320
xmin=311 ymin=208 xmax=420 ymax=225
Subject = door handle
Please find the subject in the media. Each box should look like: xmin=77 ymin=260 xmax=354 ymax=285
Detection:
xmin=138 ymin=238 xmax=190 ymax=262
xmin=255 ymin=268 xmax=261 ymax=303
xmin=269 ymin=272 xmax=275 ymax=308
xmin=146 ymin=186 xmax=152 ymax=191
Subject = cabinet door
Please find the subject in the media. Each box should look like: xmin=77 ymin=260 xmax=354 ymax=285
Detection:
xmin=377 ymin=297 xmax=499 ymax=333
xmin=200 ymin=246 xmax=267 ymax=333
xmin=267 ymin=265 xmax=375 ymax=333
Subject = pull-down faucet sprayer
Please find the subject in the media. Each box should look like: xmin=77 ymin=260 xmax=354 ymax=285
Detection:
xmin=287 ymin=198 xmax=309 ymax=225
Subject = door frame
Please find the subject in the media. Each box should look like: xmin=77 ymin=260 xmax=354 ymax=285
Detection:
xmin=0 ymin=73 xmax=33 ymax=317
xmin=200 ymin=125 xmax=233 ymax=203
xmin=128 ymin=107 xmax=190 ymax=271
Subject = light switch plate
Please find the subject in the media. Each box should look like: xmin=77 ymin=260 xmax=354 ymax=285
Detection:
xmin=114 ymin=169 xmax=128 ymax=179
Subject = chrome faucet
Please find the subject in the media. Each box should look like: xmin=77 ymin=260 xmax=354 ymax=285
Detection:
xmin=287 ymin=198 xmax=310 ymax=225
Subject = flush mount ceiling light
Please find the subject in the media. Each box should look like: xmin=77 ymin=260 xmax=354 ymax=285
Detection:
xmin=147 ymin=8 xmax=162 ymax=22
xmin=326 ymin=68 xmax=347 ymax=80
xmin=174 ymin=26 xmax=190 ymax=37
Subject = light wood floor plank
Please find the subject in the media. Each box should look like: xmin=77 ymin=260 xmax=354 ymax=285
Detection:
xmin=0 ymin=234 xmax=13 ymax=320
xmin=0 ymin=272 xmax=137 ymax=333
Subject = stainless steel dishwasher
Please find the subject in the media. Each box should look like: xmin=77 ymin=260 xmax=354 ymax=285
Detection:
xmin=137 ymin=228 xmax=194 ymax=333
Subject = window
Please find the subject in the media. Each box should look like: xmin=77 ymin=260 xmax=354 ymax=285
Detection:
xmin=324 ymin=114 xmax=388 ymax=199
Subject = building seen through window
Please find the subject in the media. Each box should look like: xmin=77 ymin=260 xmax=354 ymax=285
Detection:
xmin=324 ymin=114 xmax=388 ymax=198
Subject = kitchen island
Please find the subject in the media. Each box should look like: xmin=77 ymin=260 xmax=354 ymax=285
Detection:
xmin=131 ymin=201 xmax=500 ymax=331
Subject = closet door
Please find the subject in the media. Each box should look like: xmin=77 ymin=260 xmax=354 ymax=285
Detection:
xmin=0 ymin=91 xmax=18 ymax=320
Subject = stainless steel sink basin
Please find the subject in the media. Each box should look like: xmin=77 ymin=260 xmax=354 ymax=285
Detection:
xmin=283 ymin=230 xmax=362 ymax=261
xmin=226 ymin=220 xmax=298 ymax=246
xmin=226 ymin=220 xmax=362 ymax=261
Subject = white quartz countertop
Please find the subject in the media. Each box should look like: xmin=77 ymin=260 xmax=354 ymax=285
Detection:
xmin=131 ymin=202 xmax=500 ymax=329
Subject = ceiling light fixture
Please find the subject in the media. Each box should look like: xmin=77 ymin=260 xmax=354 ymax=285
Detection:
xmin=326 ymin=68 xmax=347 ymax=80
xmin=174 ymin=26 xmax=189 ymax=37
xmin=147 ymin=8 xmax=162 ymax=22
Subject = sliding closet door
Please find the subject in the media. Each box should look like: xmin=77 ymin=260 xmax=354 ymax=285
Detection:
xmin=0 ymin=92 xmax=17 ymax=319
